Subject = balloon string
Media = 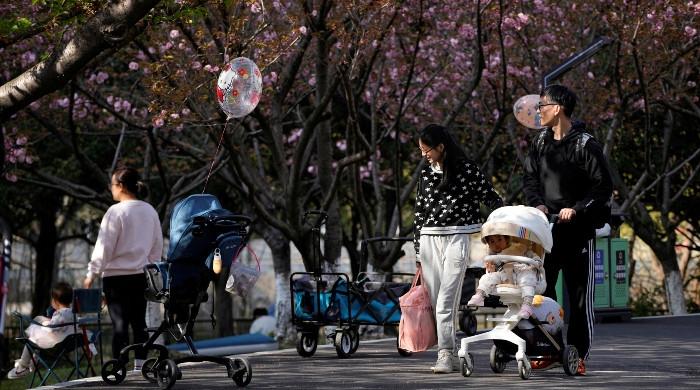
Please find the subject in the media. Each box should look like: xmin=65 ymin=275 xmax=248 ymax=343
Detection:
xmin=202 ymin=120 xmax=229 ymax=194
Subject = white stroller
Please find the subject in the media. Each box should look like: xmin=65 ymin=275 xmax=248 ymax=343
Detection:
xmin=457 ymin=206 xmax=579 ymax=379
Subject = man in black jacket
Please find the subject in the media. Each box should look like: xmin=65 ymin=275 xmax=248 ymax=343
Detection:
xmin=523 ymin=84 xmax=613 ymax=376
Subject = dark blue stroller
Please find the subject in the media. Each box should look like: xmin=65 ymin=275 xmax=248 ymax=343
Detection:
xmin=100 ymin=194 xmax=253 ymax=389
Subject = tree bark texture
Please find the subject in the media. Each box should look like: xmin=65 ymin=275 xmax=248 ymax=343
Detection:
xmin=0 ymin=0 xmax=162 ymax=121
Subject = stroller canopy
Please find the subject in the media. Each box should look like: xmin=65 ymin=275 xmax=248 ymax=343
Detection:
xmin=480 ymin=206 xmax=553 ymax=255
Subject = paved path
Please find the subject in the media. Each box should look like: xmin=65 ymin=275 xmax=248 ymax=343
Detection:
xmin=41 ymin=314 xmax=700 ymax=389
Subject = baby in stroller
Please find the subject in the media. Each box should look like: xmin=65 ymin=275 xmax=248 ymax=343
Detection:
xmin=466 ymin=233 xmax=545 ymax=319
xmin=458 ymin=205 xmax=580 ymax=380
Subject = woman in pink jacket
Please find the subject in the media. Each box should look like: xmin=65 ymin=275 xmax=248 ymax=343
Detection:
xmin=84 ymin=166 xmax=163 ymax=371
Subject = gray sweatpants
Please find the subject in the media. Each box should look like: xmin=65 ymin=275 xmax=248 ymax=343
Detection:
xmin=419 ymin=234 xmax=470 ymax=353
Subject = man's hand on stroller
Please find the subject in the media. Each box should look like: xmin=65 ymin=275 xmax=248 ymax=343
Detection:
xmin=558 ymin=207 xmax=576 ymax=222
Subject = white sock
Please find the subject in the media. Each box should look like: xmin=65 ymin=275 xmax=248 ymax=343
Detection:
xmin=134 ymin=358 xmax=145 ymax=370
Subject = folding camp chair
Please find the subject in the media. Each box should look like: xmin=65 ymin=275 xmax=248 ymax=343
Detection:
xmin=72 ymin=288 xmax=104 ymax=376
xmin=11 ymin=288 xmax=103 ymax=387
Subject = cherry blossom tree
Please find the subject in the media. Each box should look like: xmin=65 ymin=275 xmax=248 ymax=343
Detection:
xmin=2 ymin=0 xmax=699 ymax=331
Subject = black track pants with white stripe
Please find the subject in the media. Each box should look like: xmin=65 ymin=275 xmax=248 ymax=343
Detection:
xmin=542 ymin=221 xmax=595 ymax=360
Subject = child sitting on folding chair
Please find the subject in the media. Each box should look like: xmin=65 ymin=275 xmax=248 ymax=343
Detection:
xmin=7 ymin=282 xmax=92 ymax=379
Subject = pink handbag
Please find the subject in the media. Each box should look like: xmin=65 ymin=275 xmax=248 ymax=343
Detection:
xmin=398 ymin=264 xmax=437 ymax=352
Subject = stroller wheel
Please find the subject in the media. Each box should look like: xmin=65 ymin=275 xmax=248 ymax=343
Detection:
xmin=460 ymin=353 xmax=474 ymax=377
xmin=334 ymin=331 xmax=353 ymax=358
xmin=562 ymin=345 xmax=579 ymax=376
xmin=489 ymin=345 xmax=507 ymax=373
xmin=155 ymin=359 xmax=180 ymax=390
xmin=517 ymin=357 xmax=531 ymax=380
xmin=349 ymin=327 xmax=360 ymax=354
xmin=101 ymin=359 xmax=127 ymax=385
xmin=141 ymin=358 xmax=159 ymax=383
xmin=296 ymin=331 xmax=318 ymax=357
xmin=230 ymin=357 xmax=252 ymax=387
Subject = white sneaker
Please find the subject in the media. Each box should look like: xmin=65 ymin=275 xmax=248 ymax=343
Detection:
xmin=7 ymin=362 xmax=32 ymax=379
xmin=431 ymin=349 xmax=457 ymax=374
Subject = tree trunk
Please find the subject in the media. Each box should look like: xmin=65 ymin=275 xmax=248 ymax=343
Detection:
xmin=664 ymin=270 xmax=687 ymax=315
xmin=259 ymin=224 xmax=293 ymax=341
xmin=0 ymin=0 xmax=162 ymax=121
xmin=32 ymin=194 xmax=60 ymax=316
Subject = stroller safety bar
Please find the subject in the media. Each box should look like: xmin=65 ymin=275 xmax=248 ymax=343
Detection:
xmin=483 ymin=254 xmax=540 ymax=266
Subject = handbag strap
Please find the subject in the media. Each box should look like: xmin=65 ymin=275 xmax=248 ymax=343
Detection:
xmin=411 ymin=263 xmax=423 ymax=288
xmin=232 ymin=244 xmax=261 ymax=271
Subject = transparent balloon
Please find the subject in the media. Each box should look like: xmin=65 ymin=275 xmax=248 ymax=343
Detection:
xmin=215 ymin=57 xmax=262 ymax=119
xmin=513 ymin=94 xmax=543 ymax=129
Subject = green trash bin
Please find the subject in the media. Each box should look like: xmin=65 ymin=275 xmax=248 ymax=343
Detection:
xmin=553 ymin=237 xmax=631 ymax=321
xmin=592 ymin=237 xmax=632 ymax=320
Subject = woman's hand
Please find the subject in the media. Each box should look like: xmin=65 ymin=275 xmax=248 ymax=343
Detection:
xmin=83 ymin=275 xmax=94 ymax=289
xmin=485 ymin=261 xmax=496 ymax=272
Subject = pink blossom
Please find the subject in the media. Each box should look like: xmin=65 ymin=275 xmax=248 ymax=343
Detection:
xmin=306 ymin=165 xmax=317 ymax=175
xmin=16 ymin=136 xmax=27 ymax=146
xmin=169 ymin=29 xmax=180 ymax=39
xmin=95 ymin=72 xmax=109 ymax=84
xmin=192 ymin=61 xmax=202 ymax=70
xmin=685 ymin=26 xmax=697 ymax=37
xmin=181 ymin=108 xmax=191 ymax=116
xmin=503 ymin=35 xmax=515 ymax=48
xmin=170 ymin=113 xmax=180 ymax=119
xmin=160 ymin=42 xmax=173 ymax=53
xmin=287 ymin=128 xmax=302 ymax=144
xmin=5 ymin=173 xmax=17 ymax=182
xmin=20 ymin=51 xmax=36 ymax=67
xmin=516 ymin=13 xmax=529 ymax=25
xmin=308 ymin=76 xmax=316 ymax=86
xmin=57 ymin=97 xmax=70 ymax=108
xmin=587 ymin=72 xmax=595 ymax=79
xmin=251 ymin=2 xmax=261 ymax=13
xmin=129 ymin=62 xmax=139 ymax=71
xmin=153 ymin=118 xmax=165 ymax=128
xmin=299 ymin=26 xmax=308 ymax=35
xmin=688 ymin=81 xmax=697 ymax=87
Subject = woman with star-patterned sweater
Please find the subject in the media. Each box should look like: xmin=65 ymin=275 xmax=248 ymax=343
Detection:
xmin=413 ymin=124 xmax=503 ymax=374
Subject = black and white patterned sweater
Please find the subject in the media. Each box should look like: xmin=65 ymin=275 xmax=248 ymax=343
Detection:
xmin=413 ymin=159 xmax=503 ymax=254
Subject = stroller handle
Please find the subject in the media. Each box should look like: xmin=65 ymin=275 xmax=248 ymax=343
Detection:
xmin=483 ymin=254 xmax=540 ymax=266
xmin=213 ymin=214 xmax=251 ymax=228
